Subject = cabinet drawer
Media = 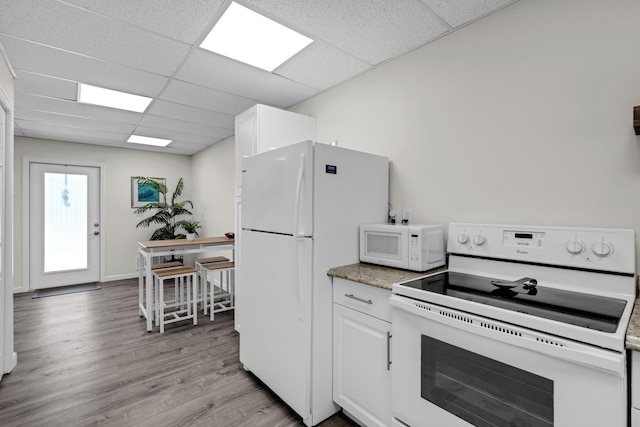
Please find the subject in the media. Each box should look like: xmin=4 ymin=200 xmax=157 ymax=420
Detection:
xmin=333 ymin=277 xmax=391 ymax=322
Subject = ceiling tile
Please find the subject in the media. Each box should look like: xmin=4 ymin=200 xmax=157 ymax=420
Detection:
xmin=138 ymin=114 xmax=232 ymax=139
xmin=16 ymin=108 xmax=137 ymax=134
xmin=63 ymin=0 xmax=225 ymax=44
xmin=420 ymin=0 xmax=516 ymax=28
xmin=274 ymin=40 xmax=372 ymax=91
xmin=160 ymin=80 xmax=258 ymax=115
xmin=147 ymin=100 xmax=234 ymax=129
xmin=133 ymin=125 xmax=225 ymax=146
xmin=21 ymin=130 xmax=127 ymax=147
xmin=14 ymin=70 xmax=78 ymax=100
xmin=16 ymin=93 xmax=143 ymax=124
xmin=1 ymin=35 xmax=169 ymax=96
xmin=244 ymin=0 xmax=450 ymax=65
xmin=0 ymin=0 xmax=191 ymax=76
xmin=176 ymin=49 xmax=318 ymax=107
xmin=16 ymin=119 xmax=130 ymax=142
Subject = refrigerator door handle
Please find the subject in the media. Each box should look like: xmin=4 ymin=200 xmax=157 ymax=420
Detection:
xmin=293 ymin=153 xmax=305 ymax=238
xmin=295 ymin=237 xmax=305 ymax=320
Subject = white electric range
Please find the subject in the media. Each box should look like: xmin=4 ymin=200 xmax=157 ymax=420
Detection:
xmin=390 ymin=223 xmax=636 ymax=427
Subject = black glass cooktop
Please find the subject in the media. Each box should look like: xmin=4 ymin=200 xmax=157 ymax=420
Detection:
xmin=399 ymin=272 xmax=627 ymax=333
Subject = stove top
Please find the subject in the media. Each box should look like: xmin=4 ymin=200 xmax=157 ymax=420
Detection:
xmin=400 ymin=271 xmax=627 ymax=333
xmin=392 ymin=223 xmax=637 ymax=351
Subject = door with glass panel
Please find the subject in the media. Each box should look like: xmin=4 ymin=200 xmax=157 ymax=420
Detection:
xmin=29 ymin=163 xmax=100 ymax=289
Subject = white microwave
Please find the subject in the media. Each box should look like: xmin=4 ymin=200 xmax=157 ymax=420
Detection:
xmin=359 ymin=223 xmax=446 ymax=271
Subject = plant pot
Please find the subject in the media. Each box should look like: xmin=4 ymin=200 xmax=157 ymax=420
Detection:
xmin=186 ymin=233 xmax=196 ymax=241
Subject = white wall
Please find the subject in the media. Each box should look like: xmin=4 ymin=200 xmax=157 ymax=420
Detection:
xmin=190 ymin=136 xmax=234 ymax=237
xmin=14 ymin=137 xmax=192 ymax=290
xmin=187 ymin=136 xmax=235 ymax=262
xmin=281 ymin=0 xmax=640 ymax=255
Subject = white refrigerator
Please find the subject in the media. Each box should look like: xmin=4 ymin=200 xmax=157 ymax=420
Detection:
xmin=239 ymin=140 xmax=389 ymax=426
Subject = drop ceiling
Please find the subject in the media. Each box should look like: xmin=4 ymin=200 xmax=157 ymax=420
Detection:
xmin=0 ymin=0 xmax=519 ymax=156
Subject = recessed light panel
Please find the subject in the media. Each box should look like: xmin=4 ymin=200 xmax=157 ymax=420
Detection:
xmin=200 ymin=2 xmax=312 ymax=72
xmin=127 ymin=135 xmax=172 ymax=147
xmin=78 ymin=83 xmax=152 ymax=113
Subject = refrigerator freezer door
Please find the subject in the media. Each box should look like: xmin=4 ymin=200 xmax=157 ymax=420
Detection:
xmin=239 ymin=230 xmax=313 ymax=423
xmin=241 ymin=140 xmax=314 ymax=236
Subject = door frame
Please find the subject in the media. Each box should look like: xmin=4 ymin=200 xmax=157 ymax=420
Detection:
xmin=0 ymin=70 xmax=16 ymax=378
xmin=22 ymin=158 xmax=105 ymax=292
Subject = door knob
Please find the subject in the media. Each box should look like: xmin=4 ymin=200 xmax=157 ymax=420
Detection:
xmin=93 ymin=231 xmax=100 ymax=235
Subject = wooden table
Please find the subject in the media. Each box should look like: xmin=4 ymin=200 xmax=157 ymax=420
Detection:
xmin=138 ymin=236 xmax=235 ymax=331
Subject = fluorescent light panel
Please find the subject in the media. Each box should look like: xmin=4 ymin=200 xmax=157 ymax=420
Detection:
xmin=200 ymin=2 xmax=312 ymax=72
xmin=78 ymin=83 xmax=152 ymax=113
xmin=127 ymin=135 xmax=172 ymax=147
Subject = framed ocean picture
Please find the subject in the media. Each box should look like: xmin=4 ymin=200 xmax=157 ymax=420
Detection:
xmin=131 ymin=177 xmax=165 ymax=208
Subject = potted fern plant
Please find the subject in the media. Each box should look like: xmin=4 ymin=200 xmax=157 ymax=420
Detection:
xmin=179 ymin=219 xmax=202 ymax=240
xmin=133 ymin=176 xmax=194 ymax=240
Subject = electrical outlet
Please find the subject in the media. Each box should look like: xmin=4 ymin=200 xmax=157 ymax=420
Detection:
xmin=402 ymin=209 xmax=412 ymax=224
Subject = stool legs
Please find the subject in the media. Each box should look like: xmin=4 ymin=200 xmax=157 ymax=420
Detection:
xmin=154 ymin=269 xmax=198 ymax=333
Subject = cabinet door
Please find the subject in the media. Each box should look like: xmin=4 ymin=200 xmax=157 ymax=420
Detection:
xmin=333 ymin=303 xmax=391 ymax=427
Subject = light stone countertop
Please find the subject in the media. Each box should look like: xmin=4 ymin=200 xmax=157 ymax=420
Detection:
xmin=626 ymin=298 xmax=640 ymax=351
xmin=327 ymin=262 xmax=446 ymax=290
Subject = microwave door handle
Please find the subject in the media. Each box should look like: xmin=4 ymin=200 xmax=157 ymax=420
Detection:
xmin=293 ymin=153 xmax=305 ymax=238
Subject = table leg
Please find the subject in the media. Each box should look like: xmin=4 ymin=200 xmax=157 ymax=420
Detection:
xmin=138 ymin=252 xmax=144 ymax=317
xmin=145 ymin=254 xmax=153 ymax=332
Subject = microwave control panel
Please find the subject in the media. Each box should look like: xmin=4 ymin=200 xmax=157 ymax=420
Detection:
xmin=409 ymin=234 xmax=420 ymax=262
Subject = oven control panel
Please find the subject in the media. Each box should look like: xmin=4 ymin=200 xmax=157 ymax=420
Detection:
xmin=448 ymin=223 xmax=635 ymax=274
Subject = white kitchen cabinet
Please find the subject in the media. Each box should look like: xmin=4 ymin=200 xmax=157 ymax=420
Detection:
xmin=234 ymin=104 xmax=316 ymax=197
xmin=632 ymin=351 xmax=640 ymax=427
xmin=333 ymin=277 xmax=391 ymax=427
xmin=234 ymin=104 xmax=315 ymax=332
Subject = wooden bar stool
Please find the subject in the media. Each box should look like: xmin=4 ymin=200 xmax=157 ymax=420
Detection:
xmin=202 ymin=261 xmax=235 ymax=320
xmin=195 ymin=256 xmax=229 ymax=310
xmin=139 ymin=260 xmax=184 ymax=321
xmin=154 ymin=266 xmax=198 ymax=333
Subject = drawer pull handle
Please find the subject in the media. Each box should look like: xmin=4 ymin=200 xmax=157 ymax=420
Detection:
xmin=344 ymin=293 xmax=372 ymax=305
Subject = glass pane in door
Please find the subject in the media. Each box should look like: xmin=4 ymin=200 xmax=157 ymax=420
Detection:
xmin=43 ymin=172 xmax=88 ymax=272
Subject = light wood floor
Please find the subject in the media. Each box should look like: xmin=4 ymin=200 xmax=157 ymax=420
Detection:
xmin=0 ymin=279 xmax=358 ymax=427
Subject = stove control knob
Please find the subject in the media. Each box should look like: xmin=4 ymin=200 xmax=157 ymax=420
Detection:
xmin=473 ymin=234 xmax=486 ymax=246
xmin=565 ymin=239 xmax=585 ymax=255
xmin=457 ymin=233 xmax=470 ymax=244
xmin=591 ymin=241 xmax=614 ymax=258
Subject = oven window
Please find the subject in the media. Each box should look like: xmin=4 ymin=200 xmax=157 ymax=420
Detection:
xmin=421 ymin=336 xmax=554 ymax=427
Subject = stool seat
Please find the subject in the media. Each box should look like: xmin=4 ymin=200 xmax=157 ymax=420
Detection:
xmin=155 ymin=266 xmax=197 ymax=278
xmin=195 ymin=256 xmax=229 ymax=265
xmin=203 ymin=261 xmax=234 ymax=271
xmin=151 ymin=260 xmax=183 ymax=270
xmin=154 ymin=266 xmax=198 ymax=333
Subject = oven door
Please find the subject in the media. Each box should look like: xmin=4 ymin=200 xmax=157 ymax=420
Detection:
xmin=390 ymin=295 xmax=627 ymax=427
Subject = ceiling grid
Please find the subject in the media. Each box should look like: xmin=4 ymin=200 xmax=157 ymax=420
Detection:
xmin=0 ymin=0 xmax=519 ymax=155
